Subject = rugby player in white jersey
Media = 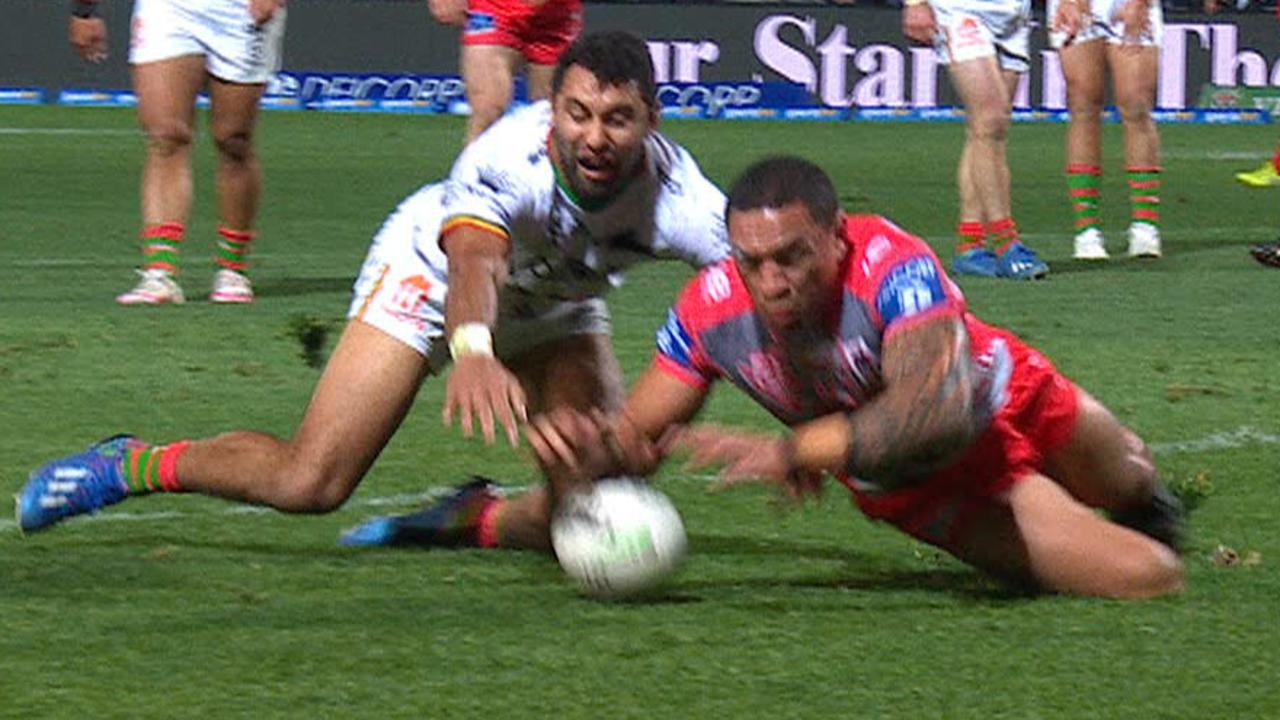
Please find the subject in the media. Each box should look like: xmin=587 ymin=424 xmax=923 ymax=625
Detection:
xmin=902 ymin=0 xmax=1049 ymax=280
xmin=17 ymin=31 xmax=730 ymax=546
xmin=1051 ymin=0 xmax=1164 ymax=260
xmin=69 ymin=0 xmax=286 ymax=304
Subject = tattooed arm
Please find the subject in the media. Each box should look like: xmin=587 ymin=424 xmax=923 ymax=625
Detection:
xmin=794 ymin=314 xmax=980 ymax=487
xmin=680 ymin=314 xmax=983 ymax=495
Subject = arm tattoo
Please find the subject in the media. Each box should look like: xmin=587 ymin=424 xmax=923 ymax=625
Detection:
xmin=844 ymin=317 xmax=982 ymax=488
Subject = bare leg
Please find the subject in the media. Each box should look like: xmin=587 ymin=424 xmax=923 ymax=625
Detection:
xmin=491 ymin=332 xmax=625 ymax=550
xmin=957 ymin=472 xmax=1182 ymax=598
xmin=177 ymin=321 xmax=431 ymax=512
xmin=948 ymin=56 xmax=1016 ymax=223
xmin=460 ymin=44 xmax=523 ymax=143
xmin=1108 ymin=44 xmax=1159 ymax=170
xmin=1060 ymin=39 xmax=1106 ymax=170
xmin=525 ymin=62 xmax=556 ymax=102
xmin=207 ymin=76 xmax=267 ymax=232
xmin=953 ymin=388 xmax=1183 ymax=598
xmin=133 ymin=55 xmax=207 ymax=227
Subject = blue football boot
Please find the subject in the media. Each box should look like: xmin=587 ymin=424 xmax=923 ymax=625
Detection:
xmin=995 ymin=242 xmax=1050 ymax=280
xmin=15 ymin=435 xmax=135 ymax=535
xmin=339 ymin=477 xmax=500 ymax=548
xmin=950 ymin=247 xmax=1000 ymax=277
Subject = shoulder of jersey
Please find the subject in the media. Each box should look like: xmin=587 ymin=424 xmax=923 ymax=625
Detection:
xmin=674 ymin=258 xmax=754 ymax=330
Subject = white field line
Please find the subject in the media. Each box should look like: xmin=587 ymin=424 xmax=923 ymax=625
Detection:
xmin=3 ymin=425 xmax=1277 ymax=533
xmin=0 ymin=127 xmax=137 ymax=136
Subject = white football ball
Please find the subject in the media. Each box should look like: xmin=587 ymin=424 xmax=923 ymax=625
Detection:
xmin=550 ymin=478 xmax=687 ymax=599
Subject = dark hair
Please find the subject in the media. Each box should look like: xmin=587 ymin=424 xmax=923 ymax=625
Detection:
xmin=552 ymin=31 xmax=657 ymax=108
xmin=726 ymin=156 xmax=840 ymax=227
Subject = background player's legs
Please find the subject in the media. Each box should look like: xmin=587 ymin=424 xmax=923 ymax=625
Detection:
xmin=123 ymin=55 xmax=206 ymax=303
xmin=948 ymin=59 xmax=1043 ymax=278
xmin=1109 ymin=44 xmax=1162 ymax=257
xmin=489 ymin=332 xmax=625 ymax=550
xmin=525 ymin=62 xmax=556 ymax=102
xmin=207 ymin=76 xmax=268 ymax=301
xmin=175 ymin=321 xmax=431 ymax=511
xmin=949 ymin=57 xmax=1014 ymax=226
xmin=460 ymin=44 xmax=522 ymax=143
xmin=1059 ymin=39 xmax=1107 ymax=259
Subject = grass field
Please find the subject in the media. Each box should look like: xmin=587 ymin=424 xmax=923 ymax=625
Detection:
xmin=1 ymin=104 xmax=1279 ymax=719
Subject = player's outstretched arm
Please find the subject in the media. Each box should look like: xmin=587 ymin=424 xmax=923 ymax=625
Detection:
xmin=823 ymin=314 xmax=980 ymax=486
xmin=681 ymin=315 xmax=981 ymax=495
xmin=441 ymin=226 xmax=528 ymax=447
xmin=525 ymin=363 xmax=709 ymax=489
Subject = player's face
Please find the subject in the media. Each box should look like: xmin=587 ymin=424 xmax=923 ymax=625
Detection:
xmin=729 ymin=202 xmax=846 ymax=335
xmin=550 ymin=66 xmax=655 ymax=201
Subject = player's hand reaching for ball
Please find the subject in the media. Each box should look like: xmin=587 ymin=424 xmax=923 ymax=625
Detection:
xmin=524 ymin=409 xmax=664 ymax=492
xmin=677 ymin=425 xmax=825 ymax=504
xmin=444 ymin=354 xmax=528 ymax=447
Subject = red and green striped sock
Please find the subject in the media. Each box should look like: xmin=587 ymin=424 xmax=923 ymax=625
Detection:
xmin=955 ymin=221 xmax=986 ymax=253
xmin=987 ymin=217 xmax=1022 ymax=255
xmin=1128 ymin=166 xmax=1161 ymax=228
xmin=1271 ymin=147 xmax=1280 ymax=174
xmin=141 ymin=222 xmax=184 ymax=274
xmin=1067 ymin=164 xmax=1102 ymax=233
xmin=122 ymin=440 xmax=191 ymax=495
xmin=215 ymin=227 xmax=254 ymax=274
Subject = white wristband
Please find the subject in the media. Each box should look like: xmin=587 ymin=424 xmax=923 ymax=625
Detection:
xmin=448 ymin=322 xmax=494 ymax=360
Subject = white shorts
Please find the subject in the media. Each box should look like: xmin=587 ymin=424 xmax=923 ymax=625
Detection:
xmin=129 ymin=0 xmax=286 ymax=83
xmin=931 ymin=0 xmax=1031 ymax=73
xmin=347 ymin=185 xmax=612 ymax=374
xmin=1047 ymin=0 xmax=1163 ymax=49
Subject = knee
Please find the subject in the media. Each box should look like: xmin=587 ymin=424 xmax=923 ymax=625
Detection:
xmin=1116 ymin=542 xmax=1184 ymax=599
xmin=213 ymin=130 xmax=254 ymax=165
xmin=273 ymin=461 xmax=359 ymax=514
xmin=145 ymin=121 xmax=194 ymax=157
xmin=1116 ymin=97 xmax=1154 ymax=127
xmin=1067 ymin=93 xmax=1104 ymax=120
xmin=967 ymin=110 xmax=1009 ymax=144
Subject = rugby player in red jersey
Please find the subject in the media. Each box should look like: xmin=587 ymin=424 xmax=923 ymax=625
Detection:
xmin=524 ymin=156 xmax=1184 ymax=598
xmin=429 ymin=0 xmax=583 ymax=143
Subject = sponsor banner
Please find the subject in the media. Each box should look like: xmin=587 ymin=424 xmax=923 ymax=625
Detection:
xmin=0 ymin=87 xmax=44 ymax=105
xmin=266 ymin=72 xmax=472 ymax=113
xmin=57 ymin=89 xmax=136 ymax=107
xmin=1198 ymin=83 xmax=1280 ymax=114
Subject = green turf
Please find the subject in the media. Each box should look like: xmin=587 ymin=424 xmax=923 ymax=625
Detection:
xmin=1 ymin=105 xmax=1278 ymax=719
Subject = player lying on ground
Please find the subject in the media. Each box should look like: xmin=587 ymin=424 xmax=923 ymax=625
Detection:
xmin=15 ymin=31 xmax=728 ymax=544
xmin=361 ymin=157 xmax=1185 ymax=599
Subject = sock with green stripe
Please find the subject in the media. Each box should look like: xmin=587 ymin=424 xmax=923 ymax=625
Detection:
xmin=1067 ymin=164 xmax=1102 ymax=234
xmin=141 ymin=222 xmax=184 ymax=274
xmin=955 ymin=221 xmax=986 ymax=253
xmin=122 ymin=439 xmax=191 ymax=495
xmin=987 ymin=217 xmax=1022 ymax=255
xmin=215 ymin=227 xmax=254 ymax=275
xmin=1127 ymin=166 xmax=1161 ymax=229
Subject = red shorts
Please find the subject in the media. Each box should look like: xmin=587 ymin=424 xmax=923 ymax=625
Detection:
xmin=462 ymin=0 xmax=583 ymax=65
xmin=843 ymin=329 xmax=1080 ymax=551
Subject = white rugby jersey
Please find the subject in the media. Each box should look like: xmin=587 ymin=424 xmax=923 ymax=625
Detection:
xmin=433 ymin=102 xmax=730 ymax=317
